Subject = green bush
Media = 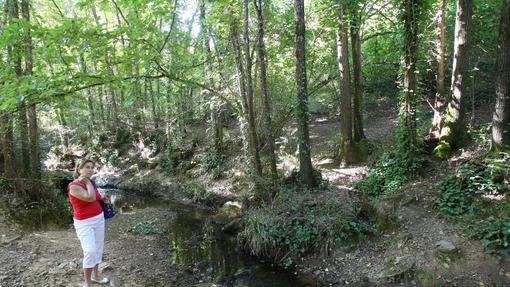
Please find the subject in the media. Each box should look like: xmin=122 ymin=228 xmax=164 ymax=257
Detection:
xmin=436 ymin=152 xmax=510 ymax=258
xmin=239 ymin=184 xmax=375 ymax=267
xmin=437 ymin=157 xmax=509 ymax=217
xmin=1 ymin=188 xmax=72 ymax=229
xmin=159 ymin=145 xmax=178 ymax=174
xmin=355 ymin=150 xmax=410 ymax=197
xmin=128 ymin=219 xmax=165 ymax=235
xmin=355 ymin=129 xmax=425 ymax=197
xmin=479 ymin=218 xmax=510 ymax=259
xmin=202 ymin=151 xmax=225 ymax=179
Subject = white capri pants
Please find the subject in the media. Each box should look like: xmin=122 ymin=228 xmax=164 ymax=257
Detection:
xmin=74 ymin=212 xmax=105 ymax=268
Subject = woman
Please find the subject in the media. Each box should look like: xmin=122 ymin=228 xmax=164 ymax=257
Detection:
xmin=68 ymin=159 xmax=110 ymax=286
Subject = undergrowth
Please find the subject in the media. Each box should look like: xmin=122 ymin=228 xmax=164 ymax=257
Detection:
xmin=436 ymin=152 xmax=510 ymax=259
xmin=355 ymin=130 xmax=425 ymax=197
xmin=128 ymin=219 xmax=166 ymax=235
xmin=179 ymin=181 xmax=225 ymax=207
xmin=0 ymin=176 xmax=72 ymax=229
xmin=239 ymin=182 xmax=376 ymax=267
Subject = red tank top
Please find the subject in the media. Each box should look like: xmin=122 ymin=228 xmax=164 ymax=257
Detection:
xmin=67 ymin=181 xmax=103 ymax=220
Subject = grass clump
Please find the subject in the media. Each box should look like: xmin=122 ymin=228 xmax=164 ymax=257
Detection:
xmin=239 ymin=184 xmax=375 ymax=267
xmin=128 ymin=219 xmax=165 ymax=235
xmin=201 ymin=151 xmax=225 ymax=179
xmin=436 ymin=152 xmax=510 ymax=259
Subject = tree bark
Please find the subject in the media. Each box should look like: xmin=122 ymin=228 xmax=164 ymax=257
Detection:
xmin=337 ymin=2 xmax=358 ymax=165
xmin=491 ymin=0 xmax=510 ymax=150
xmin=0 ymin=114 xmax=17 ymax=181
xmin=232 ymin=21 xmax=263 ymax=182
xmin=350 ymin=5 xmax=365 ymax=142
xmin=243 ymin=0 xmax=263 ymax=177
xmin=200 ymin=0 xmax=223 ymax=153
xmin=294 ymin=0 xmax=314 ymax=186
xmin=18 ymin=103 xmax=30 ymax=177
xmin=254 ymin=0 xmax=278 ymax=179
xmin=402 ymin=0 xmax=419 ymax=147
xmin=434 ymin=0 xmax=473 ymax=158
xmin=22 ymin=0 xmax=39 ymax=181
xmin=430 ymin=0 xmax=446 ymax=137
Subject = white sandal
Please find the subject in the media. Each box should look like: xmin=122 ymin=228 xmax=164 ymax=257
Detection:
xmin=91 ymin=277 xmax=109 ymax=284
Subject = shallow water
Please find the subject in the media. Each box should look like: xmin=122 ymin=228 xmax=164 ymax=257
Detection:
xmin=100 ymin=188 xmax=318 ymax=287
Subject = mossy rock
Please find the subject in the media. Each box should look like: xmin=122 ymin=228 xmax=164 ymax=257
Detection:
xmin=378 ymin=255 xmax=415 ymax=282
xmin=433 ymin=141 xmax=452 ymax=160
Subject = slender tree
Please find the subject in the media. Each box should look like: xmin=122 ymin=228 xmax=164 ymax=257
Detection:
xmin=401 ymin=0 xmax=419 ymax=148
xmin=434 ymin=0 xmax=473 ymax=158
xmin=350 ymin=3 xmax=365 ymax=142
xmin=232 ymin=21 xmax=263 ymax=181
xmin=337 ymin=1 xmax=359 ymax=164
xmin=294 ymin=0 xmax=314 ymax=185
xmin=491 ymin=0 xmax=510 ymax=151
xmin=21 ymin=0 xmax=40 ymax=181
xmin=254 ymin=0 xmax=278 ymax=179
xmin=200 ymin=0 xmax=223 ymax=153
xmin=430 ymin=0 xmax=446 ymax=138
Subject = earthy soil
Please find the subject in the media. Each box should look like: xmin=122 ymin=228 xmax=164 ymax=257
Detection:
xmin=1 ymin=106 xmax=509 ymax=286
xmin=0 ymin=205 xmax=199 ymax=287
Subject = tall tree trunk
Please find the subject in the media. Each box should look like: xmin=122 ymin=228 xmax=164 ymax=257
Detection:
xmin=434 ymin=0 xmax=473 ymax=158
xmin=243 ymin=0 xmax=263 ymax=178
xmin=200 ymin=0 xmax=223 ymax=153
xmin=337 ymin=1 xmax=358 ymax=165
xmin=7 ymin=0 xmax=22 ymax=185
xmin=350 ymin=5 xmax=365 ymax=142
xmin=254 ymin=0 xmax=278 ymax=179
xmin=0 ymin=114 xmax=17 ymax=181
xmin=18 ymin=103 xmax=30 ymax=177
xmin=21 ymin=0 xmax=35 ymax=179
xmin=491 ymin=0 xmax=510 ymax=151
xmin=79 ymin=53 xmax=95 ymax=137
xmin=105 ymin=52 xmax=119 ymax=128
xmin=430 ymin=0 xmax=446 ymax=138
xmin=294 ymin=0 xmax=314 ymax=186
xmin=148 ymin=78 xmax=159 ymax=129
xmin=232 ymin=22 xmax=263 ymax=182
xmin=401 ymin=0 xmax=419 ymax=148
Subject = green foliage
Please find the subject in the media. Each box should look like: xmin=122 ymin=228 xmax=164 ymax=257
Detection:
xmin=179 ymin=182 xmax=224 ymax=207
xmin=201 ymin=151 xmax=226 ymax=179
xmin=355 ymin=150 xmax=408 ymax=197
xmin=159 ymin=145 xmax=178 ymax=174
xmin=239 ymin=184 xmax=375 ymax=267
xmin=356 ymin=128 xmax=425 ymax=197
xmin=128 ymin=219 xmax=165 ymax=235
xmin=1 ymin=186 xmax=72 ymax=229
xmin=436 ymin=153 xmax=510 ymax=258
xmin=437 ymin=155 xmax=510 ymax=217
xmin=479 ymin=218 xmax=510 ymax=258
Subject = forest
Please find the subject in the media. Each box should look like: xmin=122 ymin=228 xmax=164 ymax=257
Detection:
xmin=0 ymin=0 xmax=509 ymax=286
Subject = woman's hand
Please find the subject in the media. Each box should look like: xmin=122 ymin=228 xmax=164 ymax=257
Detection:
xmin=77 ymin=175 xmax=89 ymax=184
xmin=102 ymin=194 xmax=111 ymax=203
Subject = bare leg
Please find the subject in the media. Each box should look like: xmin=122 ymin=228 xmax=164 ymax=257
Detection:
xmin=83 ymin=267 xmax=93 ymax=286
xmin=92 ymin=264 xmax=109 ymax=283
xmin=92 ymin=264 xmax=100 ymax=279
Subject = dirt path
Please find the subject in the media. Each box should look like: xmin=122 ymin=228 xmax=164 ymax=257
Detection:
xmin=0 ymin=206 xmax=196 ymax=287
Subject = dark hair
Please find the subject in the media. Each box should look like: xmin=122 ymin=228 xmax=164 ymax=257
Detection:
xmin=73 ymin=158 xmax=95 ymax=179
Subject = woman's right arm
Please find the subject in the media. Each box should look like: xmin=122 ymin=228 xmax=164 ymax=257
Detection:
xmin=69 ymin=183 xmax=96 ymax=202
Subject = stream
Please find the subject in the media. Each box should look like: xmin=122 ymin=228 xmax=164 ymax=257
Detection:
xmin=99 ymin=187 xmax=319 ymax=287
